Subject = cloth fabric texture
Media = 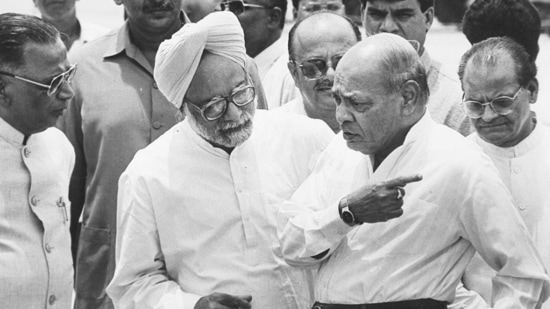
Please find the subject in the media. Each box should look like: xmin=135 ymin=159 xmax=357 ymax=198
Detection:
xmin=421 ymin=50 xmax=471 ymax=136
xmin=61 ymin=22 xmax=180 ymax=309
xmin=452 ymin=116 xmax=550 ymax=309
xmin=106 ymin=110 xmax=334 ymax=309
xmin=155 ymin=11 xmax=246 ymax=109
xmin=0 ymin=117 xmax=74 ymax=308
xmin=274 ymin=95 xmax=307 ymax=116
xmin=254 ymin=35 xmax=299 ymax=108
xmin=278 ymin=112 xmax=549 ymax=308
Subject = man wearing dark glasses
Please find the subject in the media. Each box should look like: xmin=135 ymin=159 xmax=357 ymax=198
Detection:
xmin=278 ymin=33 xmax=549 ymax=309
xmin=224 ymin=0 xmax=299 ymax=109
xmin=107 ymin=11 xmax=333 ymax=309
xmin=292 ymin=0 xmax=345 ymax=21
xmin=361 ymin=0 xmax=471 ymax=136
xmin=452 ymin=37 xmax=550 ymax=309
xmin=0 ymin=13 xmax=75 ymax=308
xmin=280 ymin=11 xmax=360 ymax=132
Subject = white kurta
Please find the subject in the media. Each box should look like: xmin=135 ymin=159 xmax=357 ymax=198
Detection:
xmin=455 ymin=120 xmax=550 ymax=309
xmin=254 ymin=37 xmax=300 ymax=109
xmin=107 ymin=111 xmax=333 ymax=309
xmin=0 ymin=117 xmax=74 ymax=308
xmin=278 ymin=112 xmax=549 ymax=308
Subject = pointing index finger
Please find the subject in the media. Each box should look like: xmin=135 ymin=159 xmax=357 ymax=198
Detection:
xmin=383 ymin=174 xmax=423 ymax=188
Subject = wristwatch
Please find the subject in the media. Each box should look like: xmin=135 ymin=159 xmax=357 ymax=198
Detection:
xmin=339 ymin=196 xmax=358 ymax=226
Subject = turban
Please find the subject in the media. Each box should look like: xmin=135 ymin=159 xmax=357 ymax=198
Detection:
xmin=154 ymin=11 xmax=246 ymax=109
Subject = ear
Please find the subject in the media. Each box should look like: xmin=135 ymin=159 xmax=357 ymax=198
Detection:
xmin=400 ymin=80 xmax=422 ymax=115
xmin=267 ymin=7 xmax=284 ymax=30
xmin=287 ymin=61 xmax=300 ymax=86
xmin=526 ymin=78 xmax=539 ymax=104
xmin=293 ymin=7 xmax=298 ymax=21
xmin=113 ymin=0 xmax=123 ymax=6
xmin=0 ymin=78 xmax=11 ymax=107
xmin=423 ymin=7 xmax=434 ymax=31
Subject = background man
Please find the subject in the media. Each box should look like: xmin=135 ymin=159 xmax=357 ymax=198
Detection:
xmin=279 ymin=11 xmax=360 ymax=132
xmin=0 ymin=13 xmax=75 ymax=308
xmin=107 ymin=11 xmax=333 ymax=309
xmin=462 ymin=0 xmax=541 ymax=61
xmin=292 ymin=0 xmax=345 ymax=21
xmin=361 ymin=0 xmax=471 ymax=135
xmin=278 ymin=33 xmax=549 ymax=308
xmin=62 ymin=0 xmax=184 ymax=307
xmin=33 ymin=0 xmax=107 ymax=54
xmin=453 ymin=37 xmax=550 ymax=309
xmin=229 ymin=0 xmax=299 ymax=108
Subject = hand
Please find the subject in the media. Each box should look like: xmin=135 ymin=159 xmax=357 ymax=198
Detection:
xmin=346 ymin=174 xmax=422 ymax=224
xmin=194 ymin=293 xmax=252 ymax=309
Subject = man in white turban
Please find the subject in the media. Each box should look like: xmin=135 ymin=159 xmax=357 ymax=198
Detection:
xmin=107 ymin=11 xmax=334 ymax=309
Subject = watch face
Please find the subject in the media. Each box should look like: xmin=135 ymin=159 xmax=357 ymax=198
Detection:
xmin=342 ymin=210 xmax=354 ymax=225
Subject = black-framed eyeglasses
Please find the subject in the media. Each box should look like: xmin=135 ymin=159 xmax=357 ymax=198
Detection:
xmin=462 ymin=87 xmax=523 ymax=119
xmin=185 ymin=80 xmax=256 ymax=121
xmin=302 ymin=1 xmax=344 ymax=13
xmin=221 ymin=0 xmax=270 ymax=15
xmin=0 ymin=64 xmax=77 ymax=97
xmin=291 ymin=54 xmax=344 ymax=80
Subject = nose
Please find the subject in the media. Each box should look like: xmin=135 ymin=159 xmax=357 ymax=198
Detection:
xmin=223 ymin=101 xmax=243 ymax=122
xmin=379 ymin=15 xmax=399 ymax=33
xmin=335 ymin=101 xmax=353 ymax=125
xmin=56 ymin=81 xmax=75 ymax=102
xmin=480 ymin=104 xmax=499 ymax=122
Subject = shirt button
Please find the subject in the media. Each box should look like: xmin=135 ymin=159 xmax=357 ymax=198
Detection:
xmin=513 ymin=167 xmax=520 ymax=173
xmin=30 ymin=196 xmax=39 ymax=206
xmin=518 ymin=204 xmax=527 ymax=210
xmin=49 ymin=294 xmax=56 ymax=305
xmin=45 ymin=244 xmax=52 ymax=253
xmin=23 ymin=147 xmax=31 ymax=157
xmin=152 ymin=81 xmax=158 ymax=89
xmin=152 ymin=121 xmax=162 ymax=129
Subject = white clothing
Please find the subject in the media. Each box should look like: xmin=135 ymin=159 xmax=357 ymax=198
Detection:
xmin=422 ymin=50 xmax=472 ymax=136
xmin=107 ymin=111 xmax=333 ymax=309
xmin=278 ymin=112 xmax=549 ymax=307
xmin=254 ymin=37 xmax=299 ymax=108
xmin=0 ymin=117 xmax=75 ymax=308
xmin=274 ymin=96 xmax=306 ymax=115
xmin=453 ymin=120 xmax=550 ymax=309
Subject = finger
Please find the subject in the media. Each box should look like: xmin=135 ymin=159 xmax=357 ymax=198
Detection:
xmin=385 ymin=208 xmax=404 ymax=220
xmin=395 ymin=187 xmax=404 ymax=200
xmin=383 ymin=174 xmax=423 ymax=188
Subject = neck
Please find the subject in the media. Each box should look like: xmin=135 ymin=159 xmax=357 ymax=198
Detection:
xmin=127 ymin=20 xmax=182 ymax=65
xmin=247 ymin=30 xmax=281 ymax=58
xmin=43 ymin=14 xmax=80 ymax=50
xmin=303 ymin=103 xmax=340 ymax=133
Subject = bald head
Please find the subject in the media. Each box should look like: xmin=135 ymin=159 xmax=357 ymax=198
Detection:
xmin=337 ymin=33 xmax=428 ymax=101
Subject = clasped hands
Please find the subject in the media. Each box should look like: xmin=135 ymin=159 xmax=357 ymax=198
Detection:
xmin=344 ymin=174 xmax=423 ymax=224
xmin=195 ymin=293 xmax=252 ymax=309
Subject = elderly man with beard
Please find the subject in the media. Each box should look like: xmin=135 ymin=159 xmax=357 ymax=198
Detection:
xmin=106 ymin=11 xmax=333 ymax=309
xmin=278 ymin=11 xmax=361 ymax=132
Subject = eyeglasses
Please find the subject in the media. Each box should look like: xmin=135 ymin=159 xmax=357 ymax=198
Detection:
xmin=221 ymin=0 xmax=270 ymax=15
xmin=462 ymin=87 xmax=523 ymax=119
xmin=291 ymin=54 xmax=344 ymax=80
xmin=185 ymin=82 xmax=256 ymax=121
xmin=0 ymin=64 xmax=76 ymax=97
xmin=302 ymin=1 xmax=344 ymax=13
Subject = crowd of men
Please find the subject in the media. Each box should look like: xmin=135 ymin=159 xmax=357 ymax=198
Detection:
xmin=1 ymin=0 xmax=549 ymax=308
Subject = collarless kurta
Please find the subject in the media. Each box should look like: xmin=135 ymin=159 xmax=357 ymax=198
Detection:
xmin=0 ymin=117 xmax=74 ymax=308
xmin=107 ymin=111 xmax=333 ymax=309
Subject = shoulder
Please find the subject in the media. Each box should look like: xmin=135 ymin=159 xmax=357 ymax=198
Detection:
xmin=69 ymin=27 xmax=119 ymax=63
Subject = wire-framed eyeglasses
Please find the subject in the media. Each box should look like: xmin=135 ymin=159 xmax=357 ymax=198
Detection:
xmin=462 ymin=87 xmax=523 ymax=119
xmin=185 ymin=79 xmax=256 ymax=121
xmin=221 ymin=0 xmax=270 ymax=15
xmin=0 ymin=64 xmax=77 ymax=97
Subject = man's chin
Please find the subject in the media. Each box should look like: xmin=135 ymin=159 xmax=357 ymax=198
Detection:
xmin=214 ymin=120 xmax=254 ymax=148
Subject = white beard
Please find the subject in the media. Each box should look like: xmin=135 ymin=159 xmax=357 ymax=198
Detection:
xmin=185 ymin=104 xmax=254 ymax=148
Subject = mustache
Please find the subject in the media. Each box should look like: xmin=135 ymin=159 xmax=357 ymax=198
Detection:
xmin=314 ymin=79 xmax=333 ymax=90
xmin=142 ymin=1 xmax=174 ymax=12
xmin=218 ymin=112 xmax=252 ymax=131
